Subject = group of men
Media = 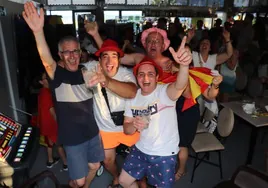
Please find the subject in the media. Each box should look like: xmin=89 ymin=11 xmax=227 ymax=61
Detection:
xmin=23 ymin=2 xmax=209 ymax=188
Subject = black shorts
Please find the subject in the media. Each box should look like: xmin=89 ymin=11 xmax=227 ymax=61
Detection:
xmin=176 ymin=98 xmax=200 ymax=147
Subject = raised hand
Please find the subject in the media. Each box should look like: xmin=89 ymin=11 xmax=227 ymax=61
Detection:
xmin=212 ymin=74 xmax=223 ymax=87
xmin=84 ymin=21 xmax=98 ymax=37
xmin=187 ymin=27 xmax=195 ymax=41
xmin=222 ymin=28 xmax=230 ymax=42
xmin=169 ymin=36 xmax=192 ymax=67
xmin=22 ymin=2 xmax=44 ymax=33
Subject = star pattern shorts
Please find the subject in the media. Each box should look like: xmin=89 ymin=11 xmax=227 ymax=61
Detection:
xmin=122 ymin=145 xmax=177 ymax=188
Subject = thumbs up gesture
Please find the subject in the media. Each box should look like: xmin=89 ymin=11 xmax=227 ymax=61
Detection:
xmin=169 ymin=36 xmax=192 ymax=67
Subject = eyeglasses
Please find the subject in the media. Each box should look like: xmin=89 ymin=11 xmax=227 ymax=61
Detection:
xmin=60 ymin=49 xmax=81 ymax=56
xmin=146 ymin=39 xmax=161 ymax=45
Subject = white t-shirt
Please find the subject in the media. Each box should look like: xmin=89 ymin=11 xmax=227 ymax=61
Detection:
xmin=84 ymin=61 xmax=137 ymax=132
xmin=124 ymin=84 xmax=180 ymax=156
xmin=192 ymin=51 xmax=217 ymax=69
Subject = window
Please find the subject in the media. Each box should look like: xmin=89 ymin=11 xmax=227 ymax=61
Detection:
xmin=104 ymin=11 xmax=119 ymax=22
xmin=189 ymin=0 xmax=207 ymax=6
xmin=208 ymin=0 xmax=224 ymax=7
xmin=171 ymin=0 xmax=188 ymax=5
xmin=105 ymin=0 xmax=125 ymax=4
xmin=47 ymin=11 xmax=73 ymax=24
xmin=121 ymin=11 xmax=143 ymax=22
xmin=234 ymin=0 xmax=249 ymax=7
xmin=251 ymin=0 xmax=267 ymax=6
xmin=127 ymin=0 xmax=147 ymax=4
xmin=47 ymin=0 xmax=72 ymax=5
xmin=72 ymin=0 xmax=95 ymax=4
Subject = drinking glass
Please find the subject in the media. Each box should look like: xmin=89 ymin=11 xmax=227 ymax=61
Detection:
xmin=81 ymin=66 xmax=97 ymax=88
xmin=140 ymin=113 xmax=151 ymax=130
xmin=84 ymin=14 xmax=95 ymax=22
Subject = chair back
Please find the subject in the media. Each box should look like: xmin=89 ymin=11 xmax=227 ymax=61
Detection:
xmin=232 ymin=166 xmax=268 ymax=188
xmin=202 ymin=108 xmax=215 ymax=122
xmin=217 ymin=107 xmax=234 ymax=137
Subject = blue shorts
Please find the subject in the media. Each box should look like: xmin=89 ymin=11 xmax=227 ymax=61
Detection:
xmin=64 ymin=135 xmax=105 ymax=180
xmin=122 ymin=146 xmax=177 ymax=188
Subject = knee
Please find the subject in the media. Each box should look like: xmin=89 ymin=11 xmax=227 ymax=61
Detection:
xmin=118 ymin=175 xmax=127 ymax=187
xmin=88 ymin=162 xmax=101 ymax=171
xmin=76 ymin=178 xmax=85 ymax=187
xmin=103 ymin=156 xmax=115 ymax=166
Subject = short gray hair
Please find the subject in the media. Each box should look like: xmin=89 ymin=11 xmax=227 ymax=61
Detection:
xmin=58 ymin=36 xmax=80 ymax=52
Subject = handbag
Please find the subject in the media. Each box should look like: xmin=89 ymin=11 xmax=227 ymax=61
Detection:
xmin=101 ymin=87 xmax=124 ymax=126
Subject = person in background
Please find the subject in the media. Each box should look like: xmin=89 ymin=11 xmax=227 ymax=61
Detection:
xmin=119 ymin=37 xmax=192 ymax=188
xmin=157 ymin=17 xmax=168 ymax=31
xmin=80 ymin=48 xmax=90 ymax=63
xmin=38 ymin=72 xmax=68 ymax=170
xmin=23 ymin=2 xmax=104 ymax=187
xmin=219 ymin=42 xmax=239 ymax=102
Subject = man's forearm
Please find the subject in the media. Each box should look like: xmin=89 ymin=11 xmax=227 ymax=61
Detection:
xmin=34 ymin=31 xmax=55 ymax=67
xmin=123 ymin=122 xmax=137 ymax=135
xmin=175 ymin=66 xmax=189 ymax=90
xmin=107 ymin=79 xmax=137 ymax=99
xmin=92 ymin=33 xmax=103 ymax=49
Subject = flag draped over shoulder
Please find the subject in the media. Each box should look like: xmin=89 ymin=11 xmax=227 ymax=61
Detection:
xmin=158 ymin=67 xmax=213 ymax=111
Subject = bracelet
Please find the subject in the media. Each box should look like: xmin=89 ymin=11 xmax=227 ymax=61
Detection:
xmin=212 ymin=84 xmax=219 ymax=89
xmin=225 ymin=40 xmax=231 ymax=44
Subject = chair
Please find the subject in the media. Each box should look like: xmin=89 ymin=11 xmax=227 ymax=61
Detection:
xmin=19 ymin=170 xmax=70 ymax=188
xmin=190 ymin=107 xmax=235 ymax=182
xmin=214 ymin=165 xmax=268 ymax=188
xmin=196 ymin=108 xmax=216 ymax=133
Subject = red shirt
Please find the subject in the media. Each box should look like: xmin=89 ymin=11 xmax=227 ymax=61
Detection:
xmin=38 ymin=88 xmax=58 ymax=143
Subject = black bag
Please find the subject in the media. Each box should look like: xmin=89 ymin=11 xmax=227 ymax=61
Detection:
xmin=101 ymin=88 xmax=124 ymax=126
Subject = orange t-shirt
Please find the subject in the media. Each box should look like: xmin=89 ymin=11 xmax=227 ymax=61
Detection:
xmin=38 ymin=88 xmax=58 ymax=143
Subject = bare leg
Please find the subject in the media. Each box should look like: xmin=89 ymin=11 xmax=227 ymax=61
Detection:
xmin=119 ymin=169 xmax=138 ymax=188
xmin=69 ymin=177 xmax=85 ymax=188
xmin=137 ymin=177 xmax=147 ymax=188
xmin=47 ymin=139 xmax=53 ymax=162
xmin=103 ymin=148 xmax=119 ymax=185
xmin=57 ymin=145 xmax=67 ymax=165
xmin=175 ymin=147 xmax=188 ymax=181
xmin=83 ymin=162 xmax=100 ymax=188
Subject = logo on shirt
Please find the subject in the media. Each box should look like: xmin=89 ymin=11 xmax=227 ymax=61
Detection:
xmin=131 ymin=103 xmax=158 ymax=117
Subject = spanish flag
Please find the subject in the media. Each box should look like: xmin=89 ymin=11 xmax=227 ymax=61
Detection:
xmin=158 ymin=67 xmax=214 ymax=111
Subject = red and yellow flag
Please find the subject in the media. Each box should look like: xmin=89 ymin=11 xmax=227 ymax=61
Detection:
xmin=158 ymin=67 xmax=213 ymax=111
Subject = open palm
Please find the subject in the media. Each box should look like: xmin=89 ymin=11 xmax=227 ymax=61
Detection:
xmin=22 ymin=2 xmax=44 ymax=33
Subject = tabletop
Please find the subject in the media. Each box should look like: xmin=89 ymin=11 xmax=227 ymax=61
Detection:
xmin=221 ymin=101 xmax=268 ymax=128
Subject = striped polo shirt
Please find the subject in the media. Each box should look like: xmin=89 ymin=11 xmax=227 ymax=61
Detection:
xmin=49 ymin=65 xmax=99 ymax=146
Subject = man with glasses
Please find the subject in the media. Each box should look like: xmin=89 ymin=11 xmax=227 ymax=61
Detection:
xmin=22 ymin=2 xmax=104 ymax=188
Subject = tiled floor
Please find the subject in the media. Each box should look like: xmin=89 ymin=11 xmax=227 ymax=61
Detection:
xmin=25 ymin=116 xmax=268 ymax=188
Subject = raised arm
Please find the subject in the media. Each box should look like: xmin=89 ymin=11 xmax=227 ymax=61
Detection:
xmin=216 ymin=29 xmax=233 ymax=65
xmin=22 ymin=2 xmax=56 ymax=79
xmin=85 ymin=21 xmax=103 ymax=48
xmin=85 ymin=21 xmax=144 ymax=66
xmin=202 ymin=74 xmax=223 ymax=100
xmin=89 ymin=65 xmax=138 ymax=99
xmin=167 ymin=36 xmax=192 ymax=101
